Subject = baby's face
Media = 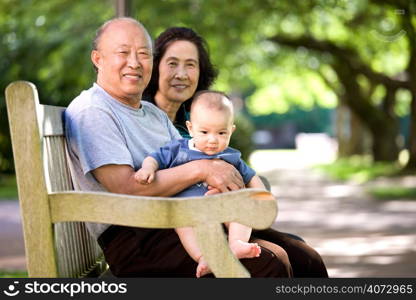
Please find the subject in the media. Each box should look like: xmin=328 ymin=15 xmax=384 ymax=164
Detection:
xmin=186 ymin=107 xmax=235 ymax=155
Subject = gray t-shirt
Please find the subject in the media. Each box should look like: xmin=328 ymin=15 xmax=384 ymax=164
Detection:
xmin=64 ymin=83 xmax=181 ymax=238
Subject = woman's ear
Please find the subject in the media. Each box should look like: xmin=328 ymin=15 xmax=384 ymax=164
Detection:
xmin=186 ymin=120 xmax=193 ymax=137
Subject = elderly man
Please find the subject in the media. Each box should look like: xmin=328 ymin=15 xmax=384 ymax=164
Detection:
xmin=65 ymin=17 xmax=292 ymax=277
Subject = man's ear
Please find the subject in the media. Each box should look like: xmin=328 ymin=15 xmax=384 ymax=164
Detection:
xmin=91 ymin=50 xmax=101 ymax=71
xmin=186 ymin=120 xmax=193 ymax=137
xmin=232 ymin=124 xmax=236 ymax=133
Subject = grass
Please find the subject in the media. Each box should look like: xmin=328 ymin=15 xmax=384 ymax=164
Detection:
xmin=315 ymin=155 xmax=401 ymax=183
xmin=367 ymin=186 xmax=416 ymax=200
xmin=0 ymin=174 xmax=18 ymax=199
xmin=0 ymin=270 xmax=28 ymax=278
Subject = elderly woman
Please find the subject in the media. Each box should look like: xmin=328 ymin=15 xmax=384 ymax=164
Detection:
xmin=143 ymin=27 xmax=328 ymax=277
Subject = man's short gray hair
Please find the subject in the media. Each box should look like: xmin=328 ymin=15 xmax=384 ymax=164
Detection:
xmin=92 ymin=17 xmax=153 ymax=51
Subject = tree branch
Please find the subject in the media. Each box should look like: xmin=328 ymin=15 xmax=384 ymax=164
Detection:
xmin=268 ymin=34 xmax=410 ymax=89
xmin=369 ymin=0 xmax=408 ymax=10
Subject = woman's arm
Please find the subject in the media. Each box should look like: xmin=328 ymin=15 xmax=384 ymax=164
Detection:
xmin=246 ymin=174 xmax=266 ymax=190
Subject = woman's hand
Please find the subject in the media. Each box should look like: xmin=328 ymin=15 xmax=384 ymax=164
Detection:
xmin=198 ymin=159 xmax=244 ymax=193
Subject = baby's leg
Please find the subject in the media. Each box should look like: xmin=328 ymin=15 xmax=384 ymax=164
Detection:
xmin=175 ymin=227 xmax=212 ymax=277
xmin=196 ymin=256 xmax=211 ymax=278
xmin=228 ymin=222 xmax=261 ymax=259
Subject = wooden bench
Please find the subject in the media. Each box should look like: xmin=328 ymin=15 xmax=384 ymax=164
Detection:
xmin=5 ymin=81 xmax=277 ymax=278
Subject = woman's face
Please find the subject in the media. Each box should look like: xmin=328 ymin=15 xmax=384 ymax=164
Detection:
xmin=155 ymin=40 xmax=200 ymax=105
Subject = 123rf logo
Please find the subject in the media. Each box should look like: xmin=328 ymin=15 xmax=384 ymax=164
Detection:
xmin=3 ymin=281 xmax=20 ymax=297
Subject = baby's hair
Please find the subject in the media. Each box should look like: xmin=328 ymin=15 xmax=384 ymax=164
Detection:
xmin=190 ymin=90 xmax=234 ymax=122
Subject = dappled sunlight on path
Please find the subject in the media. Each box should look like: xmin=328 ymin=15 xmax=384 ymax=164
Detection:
xmin=250 ymin=150 xmax=416 ymax=278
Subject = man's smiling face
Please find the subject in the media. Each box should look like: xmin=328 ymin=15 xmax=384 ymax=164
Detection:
xmin=92 ymin=19 xmax=153 ymax=107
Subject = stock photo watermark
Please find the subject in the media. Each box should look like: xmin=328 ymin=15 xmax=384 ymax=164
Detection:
xmin=371 ymin=9 xmax=406 ymax=42
xmin=2 ymin=280 xmax=127 ymax=297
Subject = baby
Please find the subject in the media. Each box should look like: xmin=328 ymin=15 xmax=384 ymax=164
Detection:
xmin=135 ymin=90 xmax=267 ymax=277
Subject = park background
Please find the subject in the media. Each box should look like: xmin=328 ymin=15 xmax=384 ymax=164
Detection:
xmin=0 ymin=0 xmax=415 ymax=277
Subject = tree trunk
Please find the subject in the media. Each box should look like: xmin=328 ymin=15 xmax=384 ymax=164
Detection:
xmin=404 ymin=93 xmax=416 ymax=170
xmin=402 ymin=0 xmax=416 ymax=170
xmin=334 ymin=62 xmax=399 ymax=162
xmin=268 ymin=33 xmax=407 ymax=164
xmin=336 ymin=104 xmax=371 ymax=157
xmin=370 ymin=119 xmax=399 ymax=162
xmin=115 ymin=0 xmax=132 ymax=17
xmin=335 ymin=104 xmax=350 ymax=158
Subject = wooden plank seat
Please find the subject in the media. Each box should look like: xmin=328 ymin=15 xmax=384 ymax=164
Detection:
xmin=5 ymin=81 xmax=277 ymax=278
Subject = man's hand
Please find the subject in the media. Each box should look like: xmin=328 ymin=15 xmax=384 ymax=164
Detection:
xmin=199 ymin=159 xmax=244 ymax=193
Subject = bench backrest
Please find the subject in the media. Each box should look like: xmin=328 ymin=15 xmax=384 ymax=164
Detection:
xmin=6 ymin=81 xmax=105 ymax=277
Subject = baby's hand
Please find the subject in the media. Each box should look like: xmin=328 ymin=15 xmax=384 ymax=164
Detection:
xmin=134 ymin=168 xmax=155 ymax=184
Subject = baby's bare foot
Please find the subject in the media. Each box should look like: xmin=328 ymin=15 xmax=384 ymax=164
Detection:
xmin=229 ymin=240 xmax=261 ymax=259
xmin=196 ymin=257 xmax=211 ymax=278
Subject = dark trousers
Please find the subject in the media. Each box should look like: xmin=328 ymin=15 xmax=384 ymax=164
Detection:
xmin=252 ymin=228 xmax=328 ymax=277
xmin=98 ymin=225 xmax=293 ymax=278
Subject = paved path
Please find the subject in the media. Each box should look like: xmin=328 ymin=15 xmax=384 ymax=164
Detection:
xmin=251 ymin=151 xmax=416 ymax=277
xmin=0 ymin=200 xmax=25 ymax=270
xmin=1 ymin=150 xmax=416 ymax=277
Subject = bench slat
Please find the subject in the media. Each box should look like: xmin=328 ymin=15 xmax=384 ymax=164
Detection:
xmin=40 ymin=105 xmax=65 ymax=136
xmin=43 ymin=114 xmax=103 ymax=277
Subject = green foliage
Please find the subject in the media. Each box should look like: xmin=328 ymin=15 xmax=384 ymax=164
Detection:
xmin=0 ymin=270 xmax=28 ymax=278
xmin=247 ymin=63 xmax=338 ymax=115
xmin=0 ymin=174 xmax=18 ymax=199
xmin=248 ymin=1 xmax=408 ymax=115
xmin=1 ymin=0 xmax=414 ymax=170
xmin=368 ymin=186 xmax=416 ymax=200
xmin=316 ymin=155 xmax=401 ymax=183
xmin=230 ymin=114 xmax=255 ymax=163
xmin=0 ymin=0 xmax=114 ymax=172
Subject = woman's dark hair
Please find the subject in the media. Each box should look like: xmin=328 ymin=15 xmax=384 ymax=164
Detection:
xmin=143 ymin=27 xmax=218 ymax=110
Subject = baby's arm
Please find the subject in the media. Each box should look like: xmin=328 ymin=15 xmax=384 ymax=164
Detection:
xmin=134 ymin=156 xmax=159 ymax=184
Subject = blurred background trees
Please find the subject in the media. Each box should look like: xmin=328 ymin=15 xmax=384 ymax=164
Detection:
xmin=1 ymin=0 xmax=415 ymax=173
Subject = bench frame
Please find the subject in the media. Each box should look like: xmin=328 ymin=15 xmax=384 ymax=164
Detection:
xmin=5 ymin=81 xmax=277 ymax=278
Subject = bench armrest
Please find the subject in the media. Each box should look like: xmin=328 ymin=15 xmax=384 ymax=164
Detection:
xmin=49 ymin=188 xmax=277 ymax=228
xmin=48 ymin=188 xmax=277 ymax=277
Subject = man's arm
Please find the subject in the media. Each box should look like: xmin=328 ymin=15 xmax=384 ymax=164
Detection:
xmin=93 ymin=159 xmax=244 ymax=197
